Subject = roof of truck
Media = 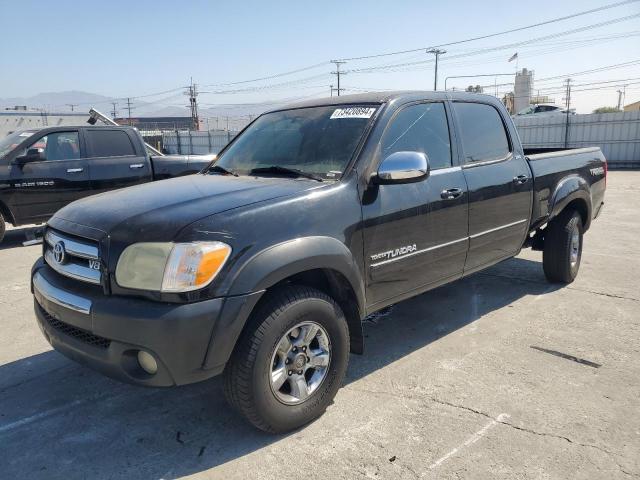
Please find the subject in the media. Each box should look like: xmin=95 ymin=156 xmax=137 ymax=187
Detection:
xmin=275 ymin=90 xmax=502 ymax=111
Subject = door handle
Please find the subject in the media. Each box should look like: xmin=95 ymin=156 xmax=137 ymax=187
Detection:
xmin=441 ymin=188 xmax=463 ymax=200
xmin=513 ymin=175 xmax=529 ymax=185
xmin=66 ymin=168 xmax=83 ymax=173
xmin=129 ymin=163 xmax=145 ymax=169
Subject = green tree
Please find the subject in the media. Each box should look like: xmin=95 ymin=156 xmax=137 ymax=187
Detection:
xmin=592 ymin=106 xmax=621 ymax=113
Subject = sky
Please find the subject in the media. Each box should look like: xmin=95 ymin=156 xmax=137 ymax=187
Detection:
xmin=1 ymin=0 xmax=639 ymax=114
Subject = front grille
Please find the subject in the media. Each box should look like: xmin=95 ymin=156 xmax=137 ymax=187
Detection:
xmin=44 ymin=228 xmax=102 ymax=285
xmin=40 ymin=306 xmax=111 ymax=349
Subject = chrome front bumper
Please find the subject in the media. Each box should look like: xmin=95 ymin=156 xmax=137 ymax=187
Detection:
xmin=33 ymin=271 xmax=92 ymax=314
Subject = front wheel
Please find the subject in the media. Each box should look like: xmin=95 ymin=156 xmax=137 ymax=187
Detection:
xmin=0 ymin=212 xmax=5 ymax=244
xmin=543 ymin=209 xmax=583 ymax=283
xmin=223 ymin=285 xmax=349 ymax=433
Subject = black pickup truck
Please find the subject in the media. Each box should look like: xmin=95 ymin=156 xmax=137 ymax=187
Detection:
xmin=0 ymin=125 xmax=212 ymax=242
xmin=30 ymin=92 xmax=606 ymax=433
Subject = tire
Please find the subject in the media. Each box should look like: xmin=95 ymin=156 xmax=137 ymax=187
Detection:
xmin=0 ymin=212 xmax=5 ymax=244
xmin=543 ymin=209 xmax=583 ymax=283
xmin=223 ymin=285 xmax=349 ymax=433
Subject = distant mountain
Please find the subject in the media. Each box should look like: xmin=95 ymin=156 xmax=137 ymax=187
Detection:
xmin=0 ymin=90 xmax=273 ymax=127
xmin=0 ymin=90 xmax=113 ymax=112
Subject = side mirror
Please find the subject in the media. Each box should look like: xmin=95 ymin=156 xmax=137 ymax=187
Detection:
xmin=15 ymin=148 xmax=45 ymax=164
xmin=374 ymin=151 xmax=429 ymax=185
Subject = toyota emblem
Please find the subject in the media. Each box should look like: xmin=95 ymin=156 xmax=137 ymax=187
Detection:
xmin=53 ymin=241 xmax=66 ymax=264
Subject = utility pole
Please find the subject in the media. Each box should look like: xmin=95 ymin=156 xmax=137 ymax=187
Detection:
xmin=563 ymin=78 xmax=572 ymax=148
xmin=66 ymin=104 xmax=78 ymax=112
xmin=126 ymin=97 xmax=134 ymax=126
xmin=330 ymin=60 xmax=346 ymax=96
xmin=110 ymin=102 xmax=118 ymax=120
xmin=426 ymin=48 xmax=446 ymax=90
xmin=330 ymin=84 xmax=334 ymax=97
xmin=617 ymin=89 xmax=624 ymax=110
xmin=185 ymin=78 xmax=199 ymax=131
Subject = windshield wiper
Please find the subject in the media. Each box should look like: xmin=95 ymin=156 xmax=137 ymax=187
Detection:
xmin=249 ymin=165 xmax=323 ymax=182
xmin=208 ymin=164 xmax=238 ymax=177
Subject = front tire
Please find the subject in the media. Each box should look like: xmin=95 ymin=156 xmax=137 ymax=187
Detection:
xmin=543 ymin=209 xmax=583 ymax=283
xmin=0 ymin=212 xmax=5 ymax=244
xmin=223 ymin=285 xmax=349 ymax=433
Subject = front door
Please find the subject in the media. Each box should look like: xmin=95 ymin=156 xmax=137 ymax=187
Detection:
xmin=362 ymin=102 xmax=469 ymax=311
xmin=450 ymin=101 xmax=533 ymax=274
xmin=8 ymin=130 xmax=89 ymax=223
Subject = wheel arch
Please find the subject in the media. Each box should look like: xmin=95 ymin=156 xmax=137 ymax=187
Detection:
xmin=0 ymin=199 xmax=16 ymax=226
xmin=548 ymin=175 xmax=592 ymax=231
xmin=203 ymin=237 xmax=366 ymax=371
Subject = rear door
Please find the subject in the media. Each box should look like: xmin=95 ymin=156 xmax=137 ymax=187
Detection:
xmin=362 ymin=101 xmax=469 ymax=310
xmin=85 ymin=128 xmax=152 ymax=193
xmin=8 ymin=130 xmax=89 ymax=222
xmin=451 ymin=101 xmax=533 ymax=274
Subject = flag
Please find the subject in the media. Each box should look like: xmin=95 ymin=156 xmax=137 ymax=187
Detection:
xmin=508 ymin=52 xmax=518 ymax=62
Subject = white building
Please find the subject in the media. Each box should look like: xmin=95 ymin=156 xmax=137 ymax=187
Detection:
xmin=514 ymin=68 xmax=534 ymax=114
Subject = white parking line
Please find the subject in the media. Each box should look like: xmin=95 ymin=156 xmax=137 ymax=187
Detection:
xmin=426 ymin=413 xmax=510 ymax=472
xmin=0 ymin=399 xmax=85 ymax=434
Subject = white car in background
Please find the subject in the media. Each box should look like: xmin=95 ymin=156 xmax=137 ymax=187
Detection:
xmin=516 ymin=104 xmax=576 ymax=117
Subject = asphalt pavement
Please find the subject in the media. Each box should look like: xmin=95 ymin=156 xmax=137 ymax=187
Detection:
xmin=1 ymin=171 xmax=638 ymax=479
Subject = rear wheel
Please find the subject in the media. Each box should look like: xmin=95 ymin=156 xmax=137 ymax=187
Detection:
xmin=0 ymin=212 xmax=5 ymax=244
xmin=223 ymin=285 xmax=349 ymax=433
xmin=543 ymin=209 xmax=583 ymax=283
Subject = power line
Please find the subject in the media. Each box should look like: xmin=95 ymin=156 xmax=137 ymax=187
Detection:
xmin=336 ymin=0 xmax=639 ymax=61
xmin=344 ymin=14 xmax=640 ymax=74
xmin=201 ymin=61 xmax=329 ymax=88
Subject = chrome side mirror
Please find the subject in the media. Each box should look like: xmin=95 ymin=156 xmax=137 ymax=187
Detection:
xmin=374 ymin=151 xmax=429 ymax=184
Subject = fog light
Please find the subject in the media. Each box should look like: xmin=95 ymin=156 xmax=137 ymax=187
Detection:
xmin=137 ymin=350 xmax=158 ymax=374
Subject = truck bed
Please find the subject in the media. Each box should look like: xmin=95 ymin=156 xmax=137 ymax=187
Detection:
xmin=525 ymin=147 xmax=607 ymax=232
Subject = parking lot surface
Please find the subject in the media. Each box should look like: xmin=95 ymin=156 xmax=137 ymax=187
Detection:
xmin=1 ymin=171 xmax=638 ymax=479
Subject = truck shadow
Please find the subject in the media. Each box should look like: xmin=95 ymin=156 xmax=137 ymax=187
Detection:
xmin=0 ymin=256 xmax=558 ymax=479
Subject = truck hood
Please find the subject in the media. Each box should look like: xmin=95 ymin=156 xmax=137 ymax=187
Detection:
xmin=50 ymin=173 xmax=321 ymax=242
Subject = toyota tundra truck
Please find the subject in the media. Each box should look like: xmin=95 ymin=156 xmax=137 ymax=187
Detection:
xmin=30 ymin=91 xmax=606 ymax=433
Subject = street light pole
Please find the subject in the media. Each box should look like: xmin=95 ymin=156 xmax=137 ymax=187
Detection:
xmin=426 ymin=48 xmax=446 ymax=90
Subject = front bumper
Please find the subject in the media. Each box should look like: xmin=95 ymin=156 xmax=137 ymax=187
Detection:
xmin=31 ymin=259 xmax=261 ymax=387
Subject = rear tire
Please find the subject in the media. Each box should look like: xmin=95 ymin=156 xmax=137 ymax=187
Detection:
xmin=223 ymin=285 xmax=349 ymax=433
xmin=543 ymin=209 xmax=583 ymax=283
xmin=0 ymin=212 xmax=5 ymax=244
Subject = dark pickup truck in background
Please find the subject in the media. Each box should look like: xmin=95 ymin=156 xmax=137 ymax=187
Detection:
xmin=30 ymin=91 xmax=606 ymax=433
xmin=0 ymin=125 xmax=213 ymax=242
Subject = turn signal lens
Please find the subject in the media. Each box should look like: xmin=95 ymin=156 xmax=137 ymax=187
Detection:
xmin=161 ymin=242 xmax=231 ymax=292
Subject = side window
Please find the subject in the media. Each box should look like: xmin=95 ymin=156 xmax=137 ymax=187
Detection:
xmin=20 ymin=131 xmax=80 ymax=161
xmin=381 ymin=102 xmax=452 ymax=170
xmin=453 ymin=102 xmax=510 ymax=163
xmin=86 ymin=130 xmax=136 ymax=158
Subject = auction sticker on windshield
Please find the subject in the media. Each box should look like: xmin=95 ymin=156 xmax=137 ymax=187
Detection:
xmin=330 ymin=107 xmax=376 ymax=119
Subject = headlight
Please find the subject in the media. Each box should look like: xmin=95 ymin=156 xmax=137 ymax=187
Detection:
xmin=115 ymin=242 xmax=231 ymax=292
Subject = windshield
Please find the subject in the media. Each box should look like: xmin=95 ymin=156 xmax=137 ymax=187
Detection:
xmin=0 ymin=130 xmax=38 ymax=158
xmin=212 ymin=105 xmax=378 ymax=180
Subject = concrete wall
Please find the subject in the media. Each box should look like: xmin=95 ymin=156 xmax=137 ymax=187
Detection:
xmin=514 ymin=111 xmax=640 ymax=168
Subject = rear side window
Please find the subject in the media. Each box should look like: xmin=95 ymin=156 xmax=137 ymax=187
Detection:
xmin=381 ymin=102 xmax=452 ymax=170
xmin=453 ymin=103 xmax=510 ymax=163
xmin=86 ymin=130 xmax=136 ymax=158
